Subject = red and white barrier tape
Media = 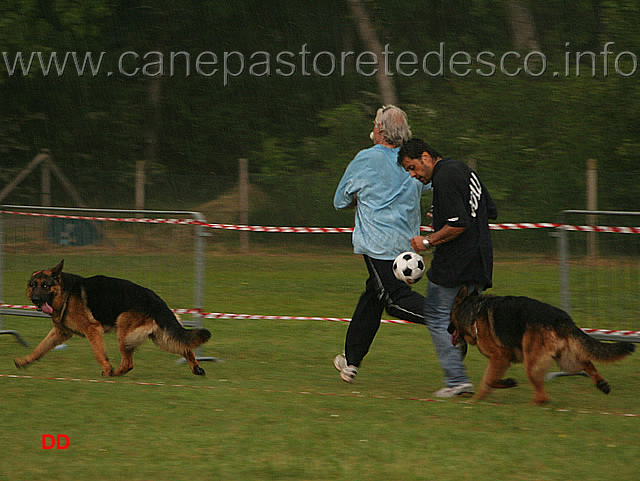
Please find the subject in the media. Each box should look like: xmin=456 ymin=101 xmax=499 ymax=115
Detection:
xmin=2 ymin=304 xmax=639 ymax=336
xmin=2 ymin=210 xmax=639 ymax=234
xmin=2 ymin=211 xmax=638 ymax=333
xmin=580 ymin=328 xmax=640 ymax=338
xmin=0 ymin=304 xmax=411 ymax=325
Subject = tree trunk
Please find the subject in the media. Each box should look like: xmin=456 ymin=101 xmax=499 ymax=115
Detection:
xmin=506 ymin=0 xmax=539 ymax=51
xmin=347 ymin=0 xmax=397 ymax=105
xmin=137 ymin=76 xmax=162 ymax=210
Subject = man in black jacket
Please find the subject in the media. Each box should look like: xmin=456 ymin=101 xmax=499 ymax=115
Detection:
xmin=398 ymin=138 xmax=498 ymax=398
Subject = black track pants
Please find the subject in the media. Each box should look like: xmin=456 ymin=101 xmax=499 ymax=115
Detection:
xmin=345 ymin=255 xmax=426 ymax=367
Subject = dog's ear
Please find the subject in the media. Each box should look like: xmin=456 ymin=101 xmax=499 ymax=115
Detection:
xmin=452 ymin=285 xmax=468 ymax=311
xmin=51 ymin=260 xmax=64 ymax=279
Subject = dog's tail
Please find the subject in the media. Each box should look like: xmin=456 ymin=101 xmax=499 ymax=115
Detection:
xmin=151 ymin=307 xmax=211 ymax=352
xmin=576 ymin=330 xmax=635 ymax=362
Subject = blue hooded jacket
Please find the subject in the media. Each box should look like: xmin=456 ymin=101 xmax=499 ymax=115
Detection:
xmin=334 ymin=144 xmax=430 ymax=260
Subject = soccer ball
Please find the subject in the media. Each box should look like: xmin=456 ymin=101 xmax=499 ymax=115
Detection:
xmin=393 ymin=251 xmax=425 ymax=285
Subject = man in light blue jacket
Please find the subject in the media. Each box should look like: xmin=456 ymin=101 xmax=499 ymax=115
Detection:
xmin=333 ymin=105 xmax=430 ymax=383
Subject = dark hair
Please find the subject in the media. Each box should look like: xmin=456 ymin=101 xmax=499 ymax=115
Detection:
xmin=397 ymin=138 xmax=442 ymax=165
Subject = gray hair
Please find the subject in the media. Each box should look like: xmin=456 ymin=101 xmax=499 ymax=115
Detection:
xmin=374 ymin=105 xmax=412 ymax=147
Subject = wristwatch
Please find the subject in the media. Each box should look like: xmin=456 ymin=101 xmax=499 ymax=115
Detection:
xmin=422 ymin=237 xmax=434 ymax=249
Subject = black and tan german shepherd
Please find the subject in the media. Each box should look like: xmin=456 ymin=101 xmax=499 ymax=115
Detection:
xmin=16 ymin=260 xmax=211 ymax=377
xmin=449 ymin=286 xmax=635 ymax=404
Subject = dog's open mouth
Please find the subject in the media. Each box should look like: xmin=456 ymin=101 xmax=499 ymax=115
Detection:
xmin=34 ymin=302 xmax=54 ymax=315
xmin=447 ymin=322 xmax=467 ymax=358
xmin=447 ymin=322 xmax=460 ymax=346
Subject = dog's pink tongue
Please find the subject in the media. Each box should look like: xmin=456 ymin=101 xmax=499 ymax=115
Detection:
xmin=42 ymin=303 xmax=54 ymax=315
xmin=451 ymin=331 xmax=460 ymax=346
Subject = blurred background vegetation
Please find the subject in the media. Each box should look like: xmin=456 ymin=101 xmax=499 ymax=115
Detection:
xmin=1 ymin=0 xmax=639 ymax=228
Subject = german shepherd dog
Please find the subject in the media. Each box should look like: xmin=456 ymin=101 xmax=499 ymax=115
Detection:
xmin=16 ymin=260 xmax=211 ymax=377
xmin=449 ymin=286 xmax=635 ymax=404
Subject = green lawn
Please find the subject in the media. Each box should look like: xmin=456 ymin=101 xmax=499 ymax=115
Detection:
xmin=1 ymin=250 xmax=639 ymax=481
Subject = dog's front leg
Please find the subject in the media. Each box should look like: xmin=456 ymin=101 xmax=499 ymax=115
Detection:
xmin=474 ymin=355 xmax=511 ymax=401
xmin=84 ymin=323 xmax=113 ymax=376
xmin=15 ymin=327 xmax=71 ymax=368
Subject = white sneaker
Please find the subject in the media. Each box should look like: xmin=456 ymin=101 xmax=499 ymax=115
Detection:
xmin=433 ymin=383 xmax=474 ymax=398
xmin=333 ymin=354 xmax=358 ymax=383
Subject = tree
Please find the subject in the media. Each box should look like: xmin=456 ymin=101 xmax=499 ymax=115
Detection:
xmin=347 ymin=0 xmax=397 ymax=104
xmin=505 ymin=0 xmax=539 ymax=51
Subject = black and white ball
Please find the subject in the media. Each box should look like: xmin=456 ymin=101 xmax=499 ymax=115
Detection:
xmin=393 ymin=251 xmax=425 ymax=285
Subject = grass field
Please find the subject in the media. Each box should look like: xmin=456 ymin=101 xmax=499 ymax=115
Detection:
xmin=1 ymin=250 xmax=639 ymax=481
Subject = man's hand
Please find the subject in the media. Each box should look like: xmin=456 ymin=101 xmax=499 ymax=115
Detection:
xmin=410 ymin=236 xmax=428 ymax=252
xmin=410 ymin=225 xmax=466 ymax=252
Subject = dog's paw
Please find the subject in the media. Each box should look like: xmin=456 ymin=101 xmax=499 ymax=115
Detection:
xmin=101 ymin=368 xmax=114 ymax=377
xmin=470 ymin=389 xmax=489 ymax=402
xmin=596 ymin=379 xmax=611 ymax=394
xmin=491 ymin=378 xmax=518 ymax=389
xmin=192 ymin=366 xmax=206 ymax=376
xmin=14 ymin=359 xmax=28 ymax=369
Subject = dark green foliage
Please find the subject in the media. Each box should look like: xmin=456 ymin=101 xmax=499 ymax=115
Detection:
xmin=1 ymin=2 xmax=638 ymax=226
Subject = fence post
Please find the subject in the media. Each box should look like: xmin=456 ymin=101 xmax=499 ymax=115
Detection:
xmin=586 ymin=159 xmax=598 ymax=258
xmin=238 ymin=158 xmax=249 ymax=253
xmin=191 ymin=211 xmax=216 ymax=362
xmin=557 ymin=211 xmax=571 ymax=315
xmin=136 ymin=160 xmax=145 ymax=211
xmin=41 ymin=158 xmax=51 ymax=207
xmin=193 ymin=215 xmax=205 ymax=316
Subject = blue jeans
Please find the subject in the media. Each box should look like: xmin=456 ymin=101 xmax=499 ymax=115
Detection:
xmin=424 ymin=280 xmax=483 ymax=387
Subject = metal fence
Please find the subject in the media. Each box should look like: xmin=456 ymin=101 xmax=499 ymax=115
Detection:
xmin=556 ymin=210 xmax=640 ymax=342
xmin=2 ymin=206 xmax=639 ymax=347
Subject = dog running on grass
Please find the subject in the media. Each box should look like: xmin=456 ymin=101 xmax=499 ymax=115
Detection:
xmin=16 ymin=260 xmax=211 ymax=377
xmin=449 ymin=286 xmax=635 ymax=404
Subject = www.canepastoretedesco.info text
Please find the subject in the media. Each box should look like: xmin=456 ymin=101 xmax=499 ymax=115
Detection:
xmin=2 ymin=43 xmax=637 ymax=85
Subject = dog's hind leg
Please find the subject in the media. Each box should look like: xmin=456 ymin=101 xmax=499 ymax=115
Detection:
xmin=14 ymin=327 xmax=71 ymax=368
xmin=84 ymin=323 xmax=114 ymax=376
xmin=582 ymin=361 xmax=610 ymax=394
xmin=524 ymin=354 xmax=555 ymax=405
xmin=113 ymin=346 xmax=135 ymax=376
xmin=114 ymin=314 xmax=153 ymax=376
xmin=150 ymin=322 xmax=206 ymax=376
xmin=183 ymin=349 xmax=206 ymax=376
xmin=522 ymin=331 xmax=558 ymax=405
xmin=150 ymin=337 xmax=206 ymax=376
